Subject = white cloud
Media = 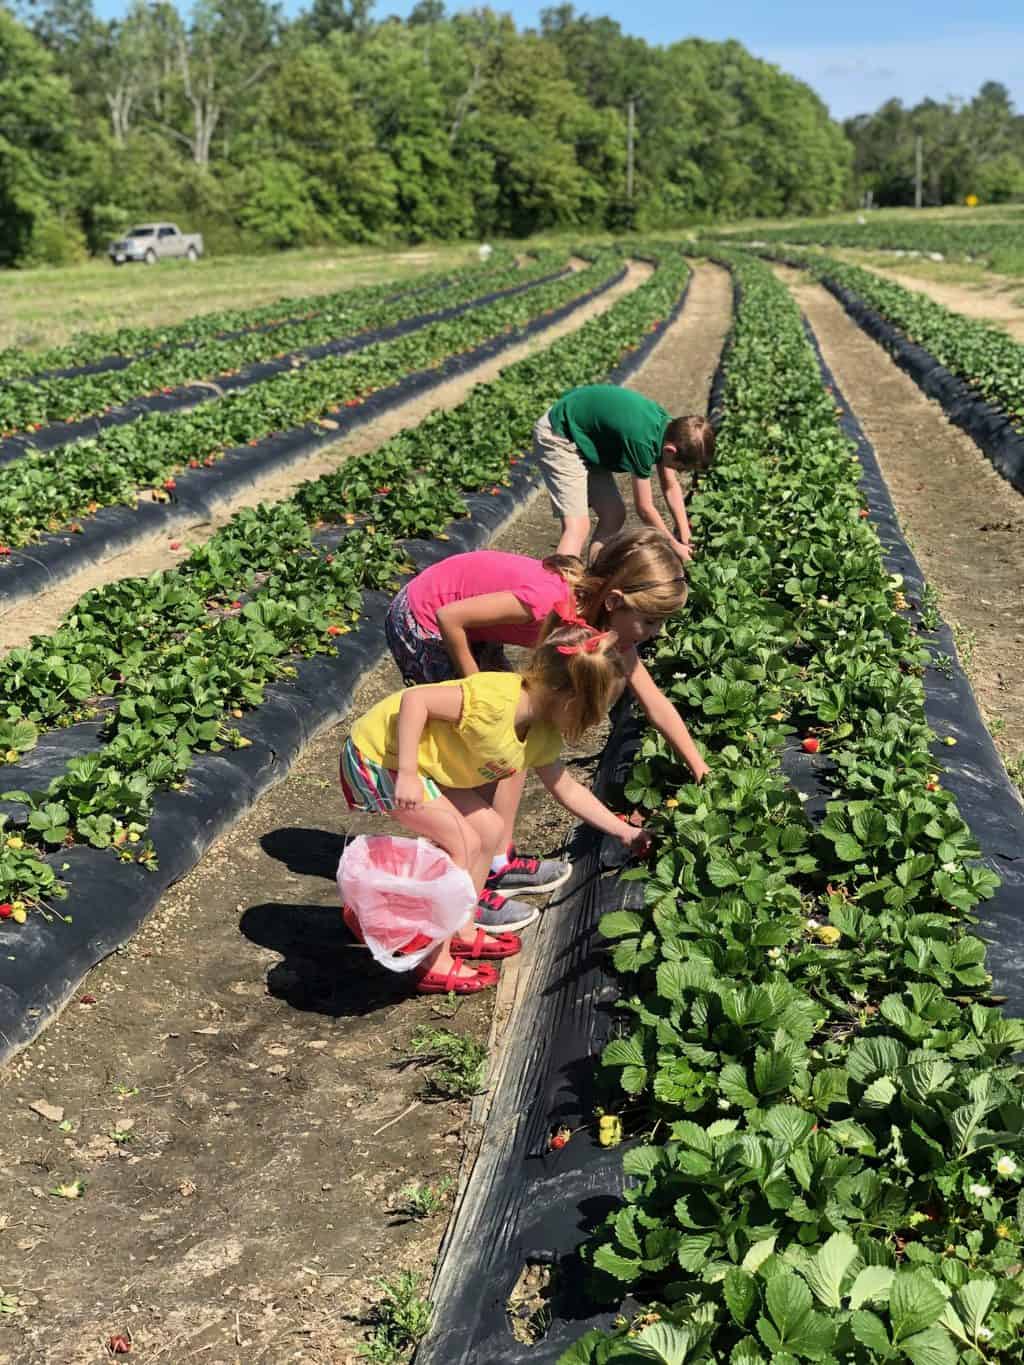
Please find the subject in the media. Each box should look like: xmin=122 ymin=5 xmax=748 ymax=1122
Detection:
xmin=758 ymin=29 xmax=1024 ymax=119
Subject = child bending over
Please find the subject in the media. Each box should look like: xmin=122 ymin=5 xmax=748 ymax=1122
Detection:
xmin=340 ymin=624 xmax=651 ymax=995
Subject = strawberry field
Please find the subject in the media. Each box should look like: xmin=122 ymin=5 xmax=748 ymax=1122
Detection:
xmin=717 ymin=218 xmax=1024 ymax=263
xmin=0 ymin=245 xmax=688 ymax=1051
xmin=0 ymin=251 xmax=571 ymax=436
xmin=2 ymin=238 xmax=1024 ymax=1362
xmin=547 ymin=252 xmax=1024 ymax=1363
xmin=0 ymin=251 xmax=626 ymax=602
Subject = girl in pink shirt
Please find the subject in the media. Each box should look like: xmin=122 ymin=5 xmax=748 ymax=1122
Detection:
xmin=382 ymin=529 xmax=708 ymax=926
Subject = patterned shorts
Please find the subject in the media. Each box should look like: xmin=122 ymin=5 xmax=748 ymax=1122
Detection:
xmin=384 ymin=583 xmax=511 ymax=686
xmin=339 ymin=737 xmax=441 ymax=814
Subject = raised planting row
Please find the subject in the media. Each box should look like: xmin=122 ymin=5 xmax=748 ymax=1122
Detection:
xmin=0 ymin=249 xmax=690 ymax=925
xmin=714 ymin=219 xmax=1024 ymax=263
xmin=0 ymin=252 xmax=569 ymax=435
xmin=0 ymin=249 xmax=517 ymax=382
xmin=0 ymin=254 xmax=620 ymax=556
xmin=760 ymin=247 xmax=1024 ymax=433
xmin=561 ymin=252 xmax=1024 ymax=1363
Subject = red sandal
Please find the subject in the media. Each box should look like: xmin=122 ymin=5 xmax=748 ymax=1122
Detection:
xmin=450 ymin=928 xmax=521 ymax=960
xmin=414 ymin=959 xmax=499 ymax=995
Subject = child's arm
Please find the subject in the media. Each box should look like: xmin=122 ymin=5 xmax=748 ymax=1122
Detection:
xmin=624 ymin=652 xmax=709 ymax=782
xmin=656 ymin=464 xmax=693 ymax=556
xmin=394 ymin=685 xmax=464 ymax=808
xmin=436 ymin=593 xmax=534 ymax=676
xmin=631 ymin=476 xmax=691 ymax=562
xmin=536 ymin=763 xmax=652 ymax=856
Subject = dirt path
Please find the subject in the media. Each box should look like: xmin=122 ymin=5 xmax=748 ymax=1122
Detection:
xmin=776 ymin=265 xmax=1024 ymax=786
xmin=0 ymin=263 xmax=732 ymax=1365
xmin=0 ymin=263 xmax=650 ymax=654
xmin=853 ymin=263 xmax=1024 ymax=341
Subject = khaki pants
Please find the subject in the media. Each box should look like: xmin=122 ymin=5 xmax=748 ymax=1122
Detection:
xmin=533 ymin=410 xmax=624 ymax=525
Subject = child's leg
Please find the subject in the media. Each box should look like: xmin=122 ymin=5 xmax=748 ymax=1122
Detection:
xmin=391 ymin=785 xmax=504 ymax=976
xmin=587 ymin=470 xmax=627 ymax=562
xmin=492 ymin=770 xmax=527 ymax=858
xmin=534 ymin=412 xmax=592 ymax=557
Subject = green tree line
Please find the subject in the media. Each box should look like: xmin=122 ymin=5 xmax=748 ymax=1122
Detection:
xmin=1 ymin=0 xmax=858 ymax=265
xmin=845 ymin=83 xmax=1024 ymax=207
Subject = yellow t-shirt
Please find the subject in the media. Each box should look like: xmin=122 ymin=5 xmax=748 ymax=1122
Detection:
xmin=351 ymin=673 xmax=562 ymax=789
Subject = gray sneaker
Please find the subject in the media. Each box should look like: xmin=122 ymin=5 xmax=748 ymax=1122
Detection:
xmin=486 ymin=849 xmax=572 ymax=897
xmin=476 ymin=889 xmax=540 ymax=933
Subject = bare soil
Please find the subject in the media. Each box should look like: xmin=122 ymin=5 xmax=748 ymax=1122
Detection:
xmin=777 ymin=265 xmax=1024 ymax=786
xmin=0 ymin=262 xmax=732 ymax=1364
xmin=0 ymin=262 xmax=651 ymax=655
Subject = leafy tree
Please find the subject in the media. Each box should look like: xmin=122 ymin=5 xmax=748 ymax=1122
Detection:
xmin=0 ymin=8 xmax=79 ymax=265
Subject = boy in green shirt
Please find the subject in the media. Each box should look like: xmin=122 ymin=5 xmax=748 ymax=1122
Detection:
xmin=534 ymin=384 xmax=715 ymax=560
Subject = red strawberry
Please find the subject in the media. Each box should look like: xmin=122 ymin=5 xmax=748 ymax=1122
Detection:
xmin=802 ymin=738 xmax=820 ymax=754
xmin=327 ymin=625 xmax=343 ymax=637
xmin=0 ymin=903 xmax=11 ymax=919
xmin=108 ymin=1335 xmax=132 ymax=1354
xmin=163 ymin=479 xmax=176 ymax=491
xmin=549 ymin=1134 xmax=567 ymax=1150
xmin=230 ymin=600 xmax=242 ymax=610
xmin=169 ymin=541 xmax=182 ymax=551
xmin=858 ymin=508 xmax=870 ymax=519
xmin=344 ymin=398 xmax=361 ymax=408
xmin=0 ymin=546 xmax=9 ymax=556
xmin=376 ymin=486 xmax=391 ymax=495
xmin=188 ymin=458 xmax=200 ymax=468
xmin=80 ymin=993 xmax=97 ymax=1005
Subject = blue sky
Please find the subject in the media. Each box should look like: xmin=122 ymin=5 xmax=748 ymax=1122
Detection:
xmin=92 ymin=0 xmax=1024 ymax=121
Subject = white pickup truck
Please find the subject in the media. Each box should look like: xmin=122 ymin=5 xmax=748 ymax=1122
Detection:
xmin=108 ymin=223 xmax=204 ymax=266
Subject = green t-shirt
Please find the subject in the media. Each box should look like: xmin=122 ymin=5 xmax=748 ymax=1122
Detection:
xmin=548 ymin=385 xmax=669 ymax=478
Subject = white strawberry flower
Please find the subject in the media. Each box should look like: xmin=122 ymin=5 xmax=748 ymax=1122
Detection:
xmin=996 ymin=1155 xmax=1018 ymax=1178
xmin=977 ymin=1328 xmax=993 ymax=1342
xmin=969 ymin=1182 xmax=992 ymax=1198
xmin=806 ymin=918 xmax=821 ymax=930
xmin=941 ymin=861 xmax=958 ymax=874
xmin=717 ymin=1098 xmax=731 ymax=1111
xmin=767 ymin=947 xmax=782 ymax=959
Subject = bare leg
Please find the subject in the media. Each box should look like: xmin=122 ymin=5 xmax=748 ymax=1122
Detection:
xmin=587 ymin=470 xmax=627 ymax=563
xmin=390 ymin=785 xmax=502 ymax=976
xmin=492 ymin=769 xmax=527 ymax=856
xmin=556 ymin=514 xmax=592 ymax=558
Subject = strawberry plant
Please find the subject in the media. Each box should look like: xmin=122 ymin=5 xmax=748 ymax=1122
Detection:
xmin=563 ymin=252 xmax=1024 ymax=1364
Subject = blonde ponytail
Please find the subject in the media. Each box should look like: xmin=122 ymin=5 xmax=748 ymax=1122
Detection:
xmin=522 ymin=624 xmax=625 ymax=742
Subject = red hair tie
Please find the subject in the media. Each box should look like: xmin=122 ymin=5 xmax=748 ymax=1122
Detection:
xmin=553 ymin=595 xmax=591 ymax=630
xmin=556 ymin=631 xmax=610 ymax=656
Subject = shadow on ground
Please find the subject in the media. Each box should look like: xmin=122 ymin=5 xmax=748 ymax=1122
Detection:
xmin=241 ymin=899 xmax=411 ymax=1016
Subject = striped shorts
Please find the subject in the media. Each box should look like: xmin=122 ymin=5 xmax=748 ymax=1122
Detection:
xmin=385 ymin=583 xmax=512 ymax=686
xmin=340 ymin=736 xmax=441 ymax=814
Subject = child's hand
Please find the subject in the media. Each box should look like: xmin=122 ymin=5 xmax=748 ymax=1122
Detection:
xmin=620 ymin=825 xmax=653 ymax=859
xmin=393 ymin=773 xmax=425 ymax=811
xmin=691 ymin=758 xmax=711 ymax=783
xmin=673 ymin=538 xmax=694 ymax=563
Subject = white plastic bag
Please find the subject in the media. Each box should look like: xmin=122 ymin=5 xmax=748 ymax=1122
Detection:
xmin=337 ymin=835 xmax=476 ymax=972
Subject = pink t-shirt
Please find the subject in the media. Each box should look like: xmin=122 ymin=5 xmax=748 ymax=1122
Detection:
xmin=406 ymin=551 xmax=571 ymax=646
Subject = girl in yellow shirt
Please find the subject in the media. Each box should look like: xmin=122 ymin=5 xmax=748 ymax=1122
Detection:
xmin=341 ymin=623 xmax=651 ymax=995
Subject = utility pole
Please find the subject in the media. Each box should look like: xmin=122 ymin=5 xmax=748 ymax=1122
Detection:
xmin=914 ymin=134 xmax=923 ymax=209
xmin=626 ymin=96 xmax=636 ymax=201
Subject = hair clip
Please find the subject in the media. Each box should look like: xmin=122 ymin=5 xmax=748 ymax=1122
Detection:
xmin=556 ymin=631 xmax=610 ymax=656
xmin=553 ymin=596 xmax=591 ymax=629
